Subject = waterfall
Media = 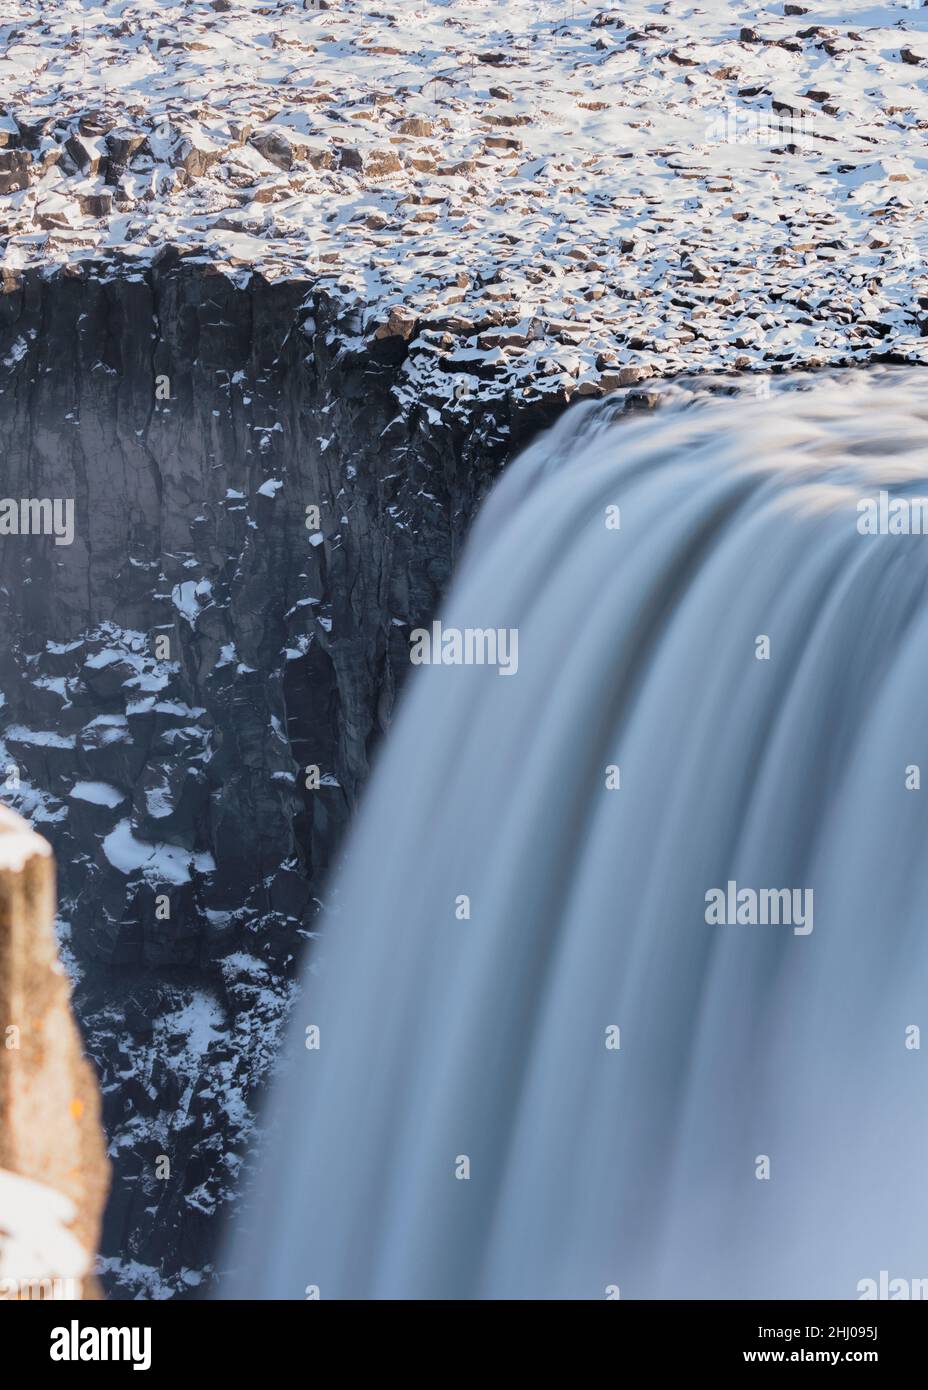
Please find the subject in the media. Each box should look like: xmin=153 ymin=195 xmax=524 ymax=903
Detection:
xmin=224 ymin=368 xmax=928 ymax=1300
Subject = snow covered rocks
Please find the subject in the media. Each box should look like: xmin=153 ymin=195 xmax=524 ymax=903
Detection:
xmin=1 ymin=0 xmax=928 ymax=399
xmin=4 ymin=0 xmax=928 ymax=1299
xmin=0 ymin=806 xmax=108 ymax=1299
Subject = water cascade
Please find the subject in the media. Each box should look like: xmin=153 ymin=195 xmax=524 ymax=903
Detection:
xmin=226 ymin=369 xmax=928 ymax=1299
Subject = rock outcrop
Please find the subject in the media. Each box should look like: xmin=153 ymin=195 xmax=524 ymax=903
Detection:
xmin=0 ymin=258 xmax=565 ymax=1295
xmin=2 ymin=0 xmax=928 ymax=393
xmin=0 ymin=805 xmax=109 ymax=1299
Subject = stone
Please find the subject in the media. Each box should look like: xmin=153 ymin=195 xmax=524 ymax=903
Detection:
xmin=250 ymin=129 xmax=308 ymax=172
xmin=686 ymin=254 xmax=715 ymax=283
xmin=0 ymin=807 xmax=109 ymax=1299
xmin=104 ymin=128 xmax=145 ymax=165
xmin=0 ymin=149 xmax=30 ymax=194
xmin=336 ymin=145 xmax=364 ymax=171
xmin=77 ymin=191 xmax=113 ymax=218
xmin=370 ymin=303 xmax=419 ymax=354
xmin=64 ymin=135 xmax=103 ymax=175
xmin=599 ymin=365 xmax=654 ymax=389
xmin=396 ymin=117 xmax=433 ymax=137
xmin=173 ymin=134 xmax=221 ymax=178
xmin=365 ymin=148 xmax=403 ymax=177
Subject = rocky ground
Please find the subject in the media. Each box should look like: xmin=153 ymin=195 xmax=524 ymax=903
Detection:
xmin=2 ymin=1 xmax=928 ymax=1297
xmin=2 ymin=1 xmax=928 ymax=399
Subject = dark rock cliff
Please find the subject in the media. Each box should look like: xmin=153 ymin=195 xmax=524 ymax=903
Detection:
xmin=0 ymin=256 xmax=566 ymax=1295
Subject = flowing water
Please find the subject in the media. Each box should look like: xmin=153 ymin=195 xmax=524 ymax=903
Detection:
xmin=225 ymin=368 xmax=928 ymax=1299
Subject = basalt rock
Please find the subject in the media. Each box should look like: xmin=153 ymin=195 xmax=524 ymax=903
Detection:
xmin=0 ymin=259 xmax=568 ymax=1295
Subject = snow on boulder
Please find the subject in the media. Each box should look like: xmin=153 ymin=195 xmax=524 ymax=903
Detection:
xmin=102 ymin=819 xmax=215 ymax=886
xmin=68 ymin=781 xmax=125 ymax=809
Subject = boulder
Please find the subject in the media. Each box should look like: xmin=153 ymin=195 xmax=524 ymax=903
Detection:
xmin=0 ymin=149 xmax=30 ymax=195
xmin=0 ymin=807 xmax=108 ymax=1299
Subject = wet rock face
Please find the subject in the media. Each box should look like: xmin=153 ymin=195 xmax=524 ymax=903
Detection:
xmin=0 ymin=260 xmax=560 ymax=1295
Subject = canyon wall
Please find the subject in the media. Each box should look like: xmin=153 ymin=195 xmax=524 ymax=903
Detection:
xmin=0 ymin=258 xmax=564 ymax=1294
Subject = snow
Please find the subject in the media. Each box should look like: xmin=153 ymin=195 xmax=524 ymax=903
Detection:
xmin=102 ymin=819 xmax=215 ymax=885
xmin=94 ymin=1255 xmax=179 ymax=1301
xmin=81 ymin=713 xmax=131 ymax=745
xmin=0 ymin=1167 xmax=89 ymax=1291
xmin=0 ymin=804 xmax=50 ymax=872
xmin=69 ymin=781 xmax=125 ymax=808
xmin=156 ymin=993 xmax=224 ymax=1058
xmin=83 ymin=648 xmax=124 ymax=671
xmin=143 ymin=785 xmax=171 ymax=819
xmin=153 ymin=700 xmax=206 ymax=718
xmin=0 ymin=2 xmax=926 ymax=391
xmin=5 ymin=724 xmax=76 ymax=750
xmin=220 ymin=953 xmax=271 ymax=984
xmin=171 ymin=580 xmax=203 ymax=624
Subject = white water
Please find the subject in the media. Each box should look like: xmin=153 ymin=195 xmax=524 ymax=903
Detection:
xmin=226 ymin=369 xmax=928 ymax=1299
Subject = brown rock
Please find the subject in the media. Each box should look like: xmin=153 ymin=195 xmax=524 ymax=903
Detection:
xmin=396 ymin=117 xmax=433 ymax=137
xmin=600 ymin=365 xmax=654 ymax=390
xmin=685 ymin=254 xmax=716 ymax=283
xmin=250 ymin=131 xmax=293 ymax=171
xmin=0 ymin=807 xmax=108 ymax=1299
xmin=78 ymin=111 xmax=114 ymax=138
xmin=64 ymin=135 xmax=103 ymax=175
xmin=437 ymin=159 xmax=477 ymax=176
xmin=365 ymin=148 xmax=404 ymax=177
xmin=173 ymin=134 xmax=221 ymax=178
xmin=373 ymin=305 xmax=418 ymax=342
xmin=105 ymin=128 xmax=145 ymax=165
xmin=0 ymin=150 xmax=30 ymax=195
xmin=336 ymin=146 xmax=364 ymax=171
xmin=77 ymin=191 xmax=114 ymax=218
